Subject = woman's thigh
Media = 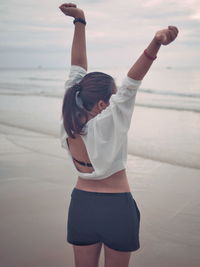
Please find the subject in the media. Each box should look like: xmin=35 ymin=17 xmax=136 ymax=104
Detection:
xmin=104 ymin=244 xmax=131 ymax=267
xmin=73 ymin=242 xmax=102 ymax=267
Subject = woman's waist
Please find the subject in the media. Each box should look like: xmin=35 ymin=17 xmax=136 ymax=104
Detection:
xmin=75 ymin=169 xmax=130 ymax=193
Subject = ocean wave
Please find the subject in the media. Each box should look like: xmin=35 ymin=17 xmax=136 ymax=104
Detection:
xmin=23 ymin=77 xmax=60 ymax=82
xmin=0 ymin=90 xmax=62 ymax=98
xmin=128 ymin=150 xmax=200 ymax=170
xmin=140 ymin=88 xmax=200 ymax=98
xmin=136 ymin=103 xmax=200 ymax=113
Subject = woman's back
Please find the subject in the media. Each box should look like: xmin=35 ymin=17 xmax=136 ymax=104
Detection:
xmin=67 ymin=135 xmax=94 ymax=174
xmin=60 ymin=65 xmax=142 ymax=182
xmin=66 ymin=131 xmax=131 ymax=192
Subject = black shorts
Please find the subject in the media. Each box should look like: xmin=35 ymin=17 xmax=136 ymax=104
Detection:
xmin=67 ymin=187 xmax=141 ymax=252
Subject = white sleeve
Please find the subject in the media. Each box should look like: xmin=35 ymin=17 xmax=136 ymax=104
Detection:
xmin=64 ymin=65 xmax=87 ymax=92
xmin=84 ymin=76 xmax=142 ymax=173
xmin=94 ymin=75 xmax=142 ymax=135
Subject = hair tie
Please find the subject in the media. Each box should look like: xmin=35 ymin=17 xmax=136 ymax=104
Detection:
xmin=74 ymin=83 xmax=82 ymax=92
xmin=143 ymin=49 xmax=157 ymax=60
xmin=75 ymin=91 xmax=84 ymax=109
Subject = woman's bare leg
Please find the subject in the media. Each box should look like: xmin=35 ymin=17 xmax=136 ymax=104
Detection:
xmin=104 ymin=244 xmax=132 ymax=267
xmin=73 ymin=242 xmax=102 ymax=267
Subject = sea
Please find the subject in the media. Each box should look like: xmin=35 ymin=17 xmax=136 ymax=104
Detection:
xmin=0 ymin=66 xmax=200 ymax=169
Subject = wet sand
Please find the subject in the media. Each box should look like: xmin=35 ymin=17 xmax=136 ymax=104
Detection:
xmin=0 ymin=123 xmax=200 ymax=267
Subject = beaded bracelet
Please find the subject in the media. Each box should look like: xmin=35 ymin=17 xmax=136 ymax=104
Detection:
xmin=144 ymin=49 xmax=157 ymax=60
xmin=73 ymin=17 xmax=86 ymax=25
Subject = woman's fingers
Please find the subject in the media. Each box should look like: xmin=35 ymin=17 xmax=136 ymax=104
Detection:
xmin=168 ymin=26 xmax=179 ymax=43
xmin=60 ymin=3 xmax=77 ymax=7
xmin=69 ymin=3 xmax=77 ymax=7
xmin=156 ymin=31 xmax=168 ymax=44
xmin=59 ymin=3 xmax=77 ymax=9
xmin=59 ymin=3 xmax=84 ymax=18
xmin=163 ymin=33 xmax=168 ymax=44
xmin=168 ymin=25 xmax=179 ymax=35
xmin=64 ymin=3 xmax=77 ymax=8
xmin=155 ymin=25 xmax=179 ymax=45
xmin=168 ymin=29 xmax=177 ymax=41
xmin=59 ymin=5 xmax=73 ymax=16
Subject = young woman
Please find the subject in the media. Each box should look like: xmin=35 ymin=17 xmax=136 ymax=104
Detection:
xmin=59 ymin=3 xmax=178 ymax=267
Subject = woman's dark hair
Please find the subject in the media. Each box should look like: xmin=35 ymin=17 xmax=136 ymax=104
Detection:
xmin=62 ymin=71 xmax=115 ymax=139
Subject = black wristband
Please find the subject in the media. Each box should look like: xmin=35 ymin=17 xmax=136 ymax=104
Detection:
xmin=73 ymin=17 xmax=86 ymax=25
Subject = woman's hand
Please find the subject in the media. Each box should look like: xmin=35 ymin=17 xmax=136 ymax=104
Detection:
xmin=59 ymin=3 xmax=85 ymax=19
xmin=127 ymin=25 xmax=179 ymax=80
xmin=154 ymin=26 xmax=179 ymax=46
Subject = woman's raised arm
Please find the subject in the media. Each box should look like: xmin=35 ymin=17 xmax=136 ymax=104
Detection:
xmin=59 ymin=3 xmax=87 ymax=71
xmin=128 ymin=26 xmax=179 ymax=80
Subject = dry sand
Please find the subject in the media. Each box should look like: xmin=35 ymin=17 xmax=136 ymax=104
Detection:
xmin=0 ymin=123 xmax=200 ymax=267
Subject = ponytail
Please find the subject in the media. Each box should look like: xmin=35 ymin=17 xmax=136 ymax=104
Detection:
xmin=62 ymin=83 xmax=89 ymax=139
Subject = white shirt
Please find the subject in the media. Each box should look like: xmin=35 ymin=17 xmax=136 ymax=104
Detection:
xmin=60 ymin=65 xmax=142 ymax=180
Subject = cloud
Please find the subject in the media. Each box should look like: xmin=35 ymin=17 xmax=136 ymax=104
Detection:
xmin=0 ymin=0 xmax=199 ymax=68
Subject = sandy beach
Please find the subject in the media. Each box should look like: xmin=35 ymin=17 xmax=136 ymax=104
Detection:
xmin=0 ymin=118 xmax=200 ymax=267
xmin=1 ymin=0 xmax=200 ymax=264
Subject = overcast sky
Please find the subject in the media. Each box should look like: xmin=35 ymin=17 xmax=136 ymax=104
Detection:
xmin=0 ymin=0 xmax=200 ymax=69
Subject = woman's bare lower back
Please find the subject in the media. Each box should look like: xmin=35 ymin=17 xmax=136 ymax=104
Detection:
xmin=75 ymin=169 xmax=131 ymax=193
